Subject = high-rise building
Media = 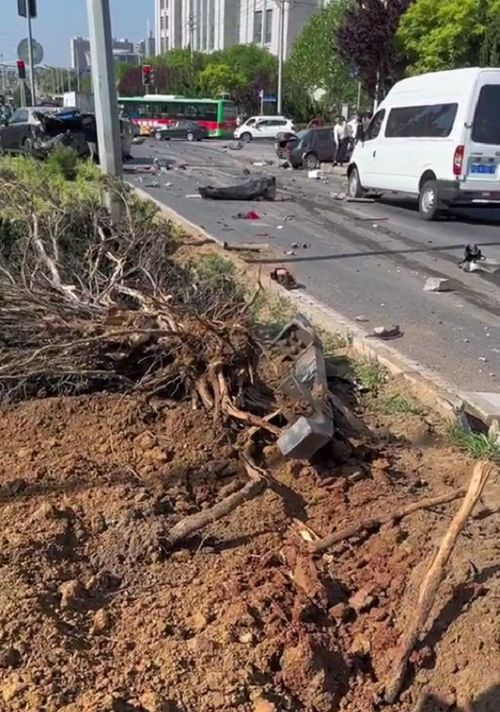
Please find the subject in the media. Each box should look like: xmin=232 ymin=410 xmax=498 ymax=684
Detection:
xmin=155 ymin=0 xmax=183 ymax=53
xmin=153 ymin=0 xmax=321 ymax=58
xmin=70 ymin=37 xmax=135 ymax=70
xmin=239 ymin=0 xmax=321 ymax=59
xmin=136 ymin=32 xmax=156 ymax=58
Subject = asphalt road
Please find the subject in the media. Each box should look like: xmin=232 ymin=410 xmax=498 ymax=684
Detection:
xmin=126 ymin=137 xmax=500 ymax=393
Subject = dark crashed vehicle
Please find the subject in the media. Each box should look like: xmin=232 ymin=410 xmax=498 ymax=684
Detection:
xmin=0 ymin=108 xmax=133 ymax=160
xmin=0 ymin=107 xmax=91 ymax=156
xmin=154 ymin=120 xmax=208 ymax=142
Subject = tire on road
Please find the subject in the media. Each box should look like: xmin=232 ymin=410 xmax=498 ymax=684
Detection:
xmin=240 ymin=132 xmax=252 ymax=143
xmin=186 ymin=132 xmax=195 ymax=142
xmin=419 ymin=179 xmax=442 ymax=221
xmin=155 ymin=131 xmax=163 ymax=141
xmin=347 ymin=165 xmax=365 ymax=198
xmin=303 ymin=153 xmax=319 ymax=170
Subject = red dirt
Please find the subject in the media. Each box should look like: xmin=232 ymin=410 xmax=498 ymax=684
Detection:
xmin=0 ymin=391 xmax=499 ymax=712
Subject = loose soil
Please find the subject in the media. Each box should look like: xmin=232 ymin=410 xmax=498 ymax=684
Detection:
xmin=0 ymin=377 xmax=499 ymax=712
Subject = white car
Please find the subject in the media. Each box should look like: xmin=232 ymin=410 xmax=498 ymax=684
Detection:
xmin=234 ymin=115 xmax=295 ymax=143
xmin=348 ymin=67 xmax=500 ymax=220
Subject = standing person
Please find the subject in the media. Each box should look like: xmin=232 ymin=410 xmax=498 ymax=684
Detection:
xmin=334 ymin=116 xmax=349 ymax=166
xmin=83 ymin=114 xmax=98 ymax=163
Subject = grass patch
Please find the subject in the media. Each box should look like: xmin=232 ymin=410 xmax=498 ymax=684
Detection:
xmin=353 ymin=359 xmax=385 ymax=393
xmin=380 ymin=394 xmax=425 ymax=416
xmin=449 ymin=425 xmax=500 ymax=461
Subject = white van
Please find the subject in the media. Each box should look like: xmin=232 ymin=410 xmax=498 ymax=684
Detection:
xmin=348 ymin=67 xmax=500 ymax=220
xmin=234 ymin=115 xmax=295 ymax=142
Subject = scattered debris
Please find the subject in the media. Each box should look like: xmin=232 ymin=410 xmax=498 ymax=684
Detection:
xmin=145 ymin=180 xmax=161 ymax=188
xmin=270 ymin=267 xmax=298 ymax=289
xmin=284 ymin=250 xmax=296 ymax=256
xmin=223 ymin=242 xmax=270 ymax=253
xmin=463 ymin=259 xmax=500 ymax=274
xmin=279 ymin=160 xmax=292 ymax=169
xmin=355 ymin=315 xmax=370 ymax=322
xmin=274 ymin=317 xmax=334 ymax=459
xmin=354 ymin=216 xmax=389 ymax=222
xmin=368 ymin=325 xmax=403 ymax=340
xmin=228 ymin=140 xmax=244 ymax=150
xmin=308 ymin=169 xmax=324 ymax=180
xmin=291 ymin=242 xmax=299 ymax=249
xmin=131 ymin=136 xmax=145 ymax=145
xmin=346 ymin=197 xmax=375 ymax=203
xmin=199 ymin=177 xmax=276 ymax=201
xmin=330 ymin=192 xmax=345 ymax=200
xmin=459 ymin=243 xmax=483 ymax=267
xmin=234 ymin=210 xmax=261 ymax=220
xmin=253 ymin=161 xmax=274 ymax=167
xmin=185 ymin=193 xmax=202 ymax=199
xmin=277 ymin=225 xmax=284 ymax=230
xmin=423 ymin=277 xmax=454 ymax=292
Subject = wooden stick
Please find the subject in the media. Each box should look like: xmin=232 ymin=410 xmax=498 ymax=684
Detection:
xmin=165 ymin=462 xmax=266 ymax=547
xmin=311 ymin=488 xmax=465 ymax=555
xmin=384 ymin=462 xmax=494 ymax=704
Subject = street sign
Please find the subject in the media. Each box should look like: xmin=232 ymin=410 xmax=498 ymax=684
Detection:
xmin=17 ymin=38 xmax=43 ymax=65
xmin=17 ymin=0 xmax=37 ymax=18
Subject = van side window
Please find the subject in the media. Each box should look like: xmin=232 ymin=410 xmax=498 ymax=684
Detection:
xmin=365 ymin=110 xmax=385 ymax=140
xmin=385 ymin=104 xmax=458 ymax=138
xmin=472 ymin=85 xmax=500 ymax=144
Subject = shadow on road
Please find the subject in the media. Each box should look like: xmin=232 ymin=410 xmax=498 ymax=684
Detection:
xmin=416 ymin=684 xmax=500 ymax=711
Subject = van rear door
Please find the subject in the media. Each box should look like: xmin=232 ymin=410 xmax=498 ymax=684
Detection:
xmin=463 ymin=75 xmax=500 ymax=190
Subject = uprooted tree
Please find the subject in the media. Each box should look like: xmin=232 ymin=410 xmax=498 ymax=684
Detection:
xmin=0 ymin=167 xmax=277 ymax=446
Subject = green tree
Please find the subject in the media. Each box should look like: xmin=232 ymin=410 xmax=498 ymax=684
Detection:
xmin=398 ymin=0 xmax=500 ymax=74
xmin=198 ymin=63 xmax=245 ymax=96
xmin=288 ymin=0 xmax=358 ymax=112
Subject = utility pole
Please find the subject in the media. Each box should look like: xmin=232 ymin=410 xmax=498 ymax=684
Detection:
xmin=26 ymin=1 xmax=36 ymax=105
xmin=277 ymin=0 xmax=286 ymax=114
xmin=189 ymin=0 xmax=195 ymax=60
xmin=86 ymin=0 xmax=123 ymax=218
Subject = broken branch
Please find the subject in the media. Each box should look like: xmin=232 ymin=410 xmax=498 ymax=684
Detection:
xmin=384 ymin=462 xmax=495 ymax=703
xmin=165 ymin=470 xmax=266 ymax=547
xmin=311 ymin=488 xmax=466 ymax=555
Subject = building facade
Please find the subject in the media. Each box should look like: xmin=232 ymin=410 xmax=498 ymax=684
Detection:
xmin=153 ymin=0 xmax=321 ymax=58
xmin=155 ymin=0 xmax=183 ymax=53
xmin=239 ymin=0 xmax=321 ymax=59
xmin=70 ymin=37 xmax=135 ymax=70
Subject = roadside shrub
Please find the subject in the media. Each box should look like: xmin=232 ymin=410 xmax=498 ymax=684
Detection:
xmin=46 ymin=147 xmax=79 ymax=181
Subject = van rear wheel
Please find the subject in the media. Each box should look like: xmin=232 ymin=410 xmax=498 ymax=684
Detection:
xmin=419 ymin=179 xmax=441 ymax=221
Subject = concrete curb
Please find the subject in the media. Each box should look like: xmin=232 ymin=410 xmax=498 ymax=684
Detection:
xmin=133 ymin=184 xmax=464 ymax=423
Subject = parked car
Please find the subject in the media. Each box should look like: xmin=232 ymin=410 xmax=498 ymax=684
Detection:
xmin=234 ymin=115 xmax=296 ymax=143
xmin=154 ymin=120 xmax=208 ymax=142
xmin=280 ymin=127 xmax=336 ymax=169
xmin=348 ymin=66 xmax=500 ymax=220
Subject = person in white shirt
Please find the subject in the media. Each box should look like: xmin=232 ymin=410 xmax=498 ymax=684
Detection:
xmin=333 ymin=116 xmax=349 ymax=166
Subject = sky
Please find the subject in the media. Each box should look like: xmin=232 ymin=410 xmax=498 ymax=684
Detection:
xmin=0 ymin=0 xmax=154 ymax=66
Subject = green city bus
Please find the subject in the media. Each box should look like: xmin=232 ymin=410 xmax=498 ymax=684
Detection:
xmin=119 ymin=95 xmax=238 ymax=138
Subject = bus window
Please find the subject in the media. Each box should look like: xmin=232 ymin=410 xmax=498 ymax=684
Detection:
xmin=223 ymin=103 xmax=238 ymax=120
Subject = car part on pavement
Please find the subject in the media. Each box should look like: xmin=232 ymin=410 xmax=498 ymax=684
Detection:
xmin=270 ymin=267 xmax=297 ymax=289
xmin=199 ymin=177 xmax=276 ymax=201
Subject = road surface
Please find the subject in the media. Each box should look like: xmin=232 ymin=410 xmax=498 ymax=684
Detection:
xmin=126 ymin=138 xmax=500 ymax=393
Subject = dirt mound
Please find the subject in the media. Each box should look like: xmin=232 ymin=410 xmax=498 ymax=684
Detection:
xmin=0 ymin=393 xmax=499 ymax=711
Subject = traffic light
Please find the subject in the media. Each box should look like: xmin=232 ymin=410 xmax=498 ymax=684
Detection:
xmin=142 ymin=64 xmax=152 ymax=86
xmin=18 ymin=0 xmax=37 ymax=18
xmin=16 ymin=59 xmax=26 ymax=80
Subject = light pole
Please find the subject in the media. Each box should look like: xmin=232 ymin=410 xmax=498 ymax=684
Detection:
xmin=26 ymin=1 xmax=36 ymax=105
xmin=86 ymin=0 xmax=123 ymax=219
xmin=277 ymin=0 xmax=286 ymax=114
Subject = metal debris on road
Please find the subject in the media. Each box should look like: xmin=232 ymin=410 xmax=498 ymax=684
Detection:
xmin=355 ymin=315 xmax=370 ymax=322
xmin=185 ymin=193 xmax=202 ymax=199
xmin=228 ymin=140 xmax=244 ymax=150
xmin=270 ymin=267 xmax=298 ymax=289
xmin=199 ymin=177 xmax=276 ymax=201
xmin=308 ymin=169 xmax=324 ymax=180
xmin=424 ymin=277 xmax=455 ymax=292
xmin=285 ymin=250 xmax=296 ymax=256
xmin=277 ymin=225 xmax=284 ymax=230
xmin=368 ymin=325 xmax=403 ymax=340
